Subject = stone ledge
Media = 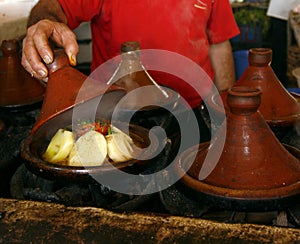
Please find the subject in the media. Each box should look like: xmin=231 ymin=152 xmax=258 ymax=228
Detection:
xmin=0 ymin=198 xmax=300 ymax=243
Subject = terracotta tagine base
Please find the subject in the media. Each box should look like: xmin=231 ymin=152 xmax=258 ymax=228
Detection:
xmin=22 ymin=122 xmax=157 ymax=183
xmin=0 ymin=39 xmax=45 ymax=109
xmin=176 ymin=86 xmax=300 ymax=211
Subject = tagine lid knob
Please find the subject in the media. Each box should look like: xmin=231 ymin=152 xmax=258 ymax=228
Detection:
xmin=248 ymin=48 xmax=272 ymax=66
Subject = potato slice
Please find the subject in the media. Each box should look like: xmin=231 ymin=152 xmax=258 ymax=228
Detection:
xmin=43 ymin=129 xmax=75 ymax=163
xmin=68 ymin=130 xmax=107 ymax=166
xmin=106 ymin=132 xmax=134 ymax=163
xmin=111 ymin=125 xmax=133 ymax=143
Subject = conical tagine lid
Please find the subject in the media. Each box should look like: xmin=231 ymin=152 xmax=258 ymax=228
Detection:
xmin=177 ymin=86 xmax=300 ymax=207
xmin=32 ymin=49 xmax=125 ymax=134
xmin=234 ymin=48 xmax=300 ymax=126
xmin=0 ymin=39 xmax=45 ymax=108
xmin=108 ymin=41 xmax=176 ymax=111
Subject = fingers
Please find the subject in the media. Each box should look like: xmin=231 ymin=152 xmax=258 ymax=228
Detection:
xmin=22 ymin=30 xmax=49 ymax=80
xmin=21 ymin=19 xmax=79 ymax=80
xmin=58 ymin=30 xmax=79 ymax=66
xmin=48 ymin=20 xmax=79 ymax=66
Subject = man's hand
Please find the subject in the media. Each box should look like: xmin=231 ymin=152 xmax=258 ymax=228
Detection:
xmin=22 ymin=19 xmax=79 ymax=80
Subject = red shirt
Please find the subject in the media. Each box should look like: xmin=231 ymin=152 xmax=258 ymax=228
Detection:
xmin=58 ymin=0 xmax=239 ymax=108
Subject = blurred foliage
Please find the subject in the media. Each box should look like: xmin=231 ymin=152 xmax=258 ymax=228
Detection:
xmin=234 ymin=7 xmax=270 ymax=38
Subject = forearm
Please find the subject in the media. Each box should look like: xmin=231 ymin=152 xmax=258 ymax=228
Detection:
xmin=27 ymin=0 xmax=67 ymax=27
xmin=209 ymin=41 xmax=235 ymax=92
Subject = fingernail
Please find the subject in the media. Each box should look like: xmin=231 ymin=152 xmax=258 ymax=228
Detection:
xmin=43 ymin=55 xmax=52 ymax=64
xmin=38 ymin=69 xmax=47 ymax=77
xmin=69 ymin=54 xmax=76 ymax=66
xmin=42 ymin=77 xmax=48 ymax=83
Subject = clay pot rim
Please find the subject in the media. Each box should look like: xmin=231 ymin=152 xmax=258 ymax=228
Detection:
xmin=175 ymin=142 xmax=300 ymax=200
xmin=228 ymin=86 xmax=261 ymax=97
xmin=249 ymin=47 xmax=272 ymax=55
xmin=1 ymin=39 xmax=19 ymax=54
xmin=0 ymin=96 xmax=45 ymax=109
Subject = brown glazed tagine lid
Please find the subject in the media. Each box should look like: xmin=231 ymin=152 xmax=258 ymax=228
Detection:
xmin=234 ymin=48 xmax=300 ymax=127
xmin=176 ymin=86 xmax=300 ymax=211
xmin=108 ymin=41 xmax=176 ymax=111
xmin=0 ymin=39 xmax=45 ymax=108
xmin=31 ymin=49 xmax=125 ymax=134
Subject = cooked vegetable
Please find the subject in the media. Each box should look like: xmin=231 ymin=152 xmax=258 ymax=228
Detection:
xmin=106 ymin=131 xmax=134 ymax=163
xmin=111 ymin=125 xmax=132 ymax=141
xmin=42 ymin=129 xmax=75 ymax=163
xmin=68 ymin=130 xmax=107 ymax=166
xmin=75 ymin=120 xmax=111 ymax=137
xmin=43 ymin=121 xmax=135 ymax=166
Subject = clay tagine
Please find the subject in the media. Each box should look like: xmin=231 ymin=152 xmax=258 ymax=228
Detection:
xmin=235 ymin=48 xmax=300 ymax=129
xmin=0 ymin=39 xmax=45 ymax=108
xmin=107 ymin=41 xmax=178 ymax=111
xmin=176 ymin=86 xmax=300 ymax=211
